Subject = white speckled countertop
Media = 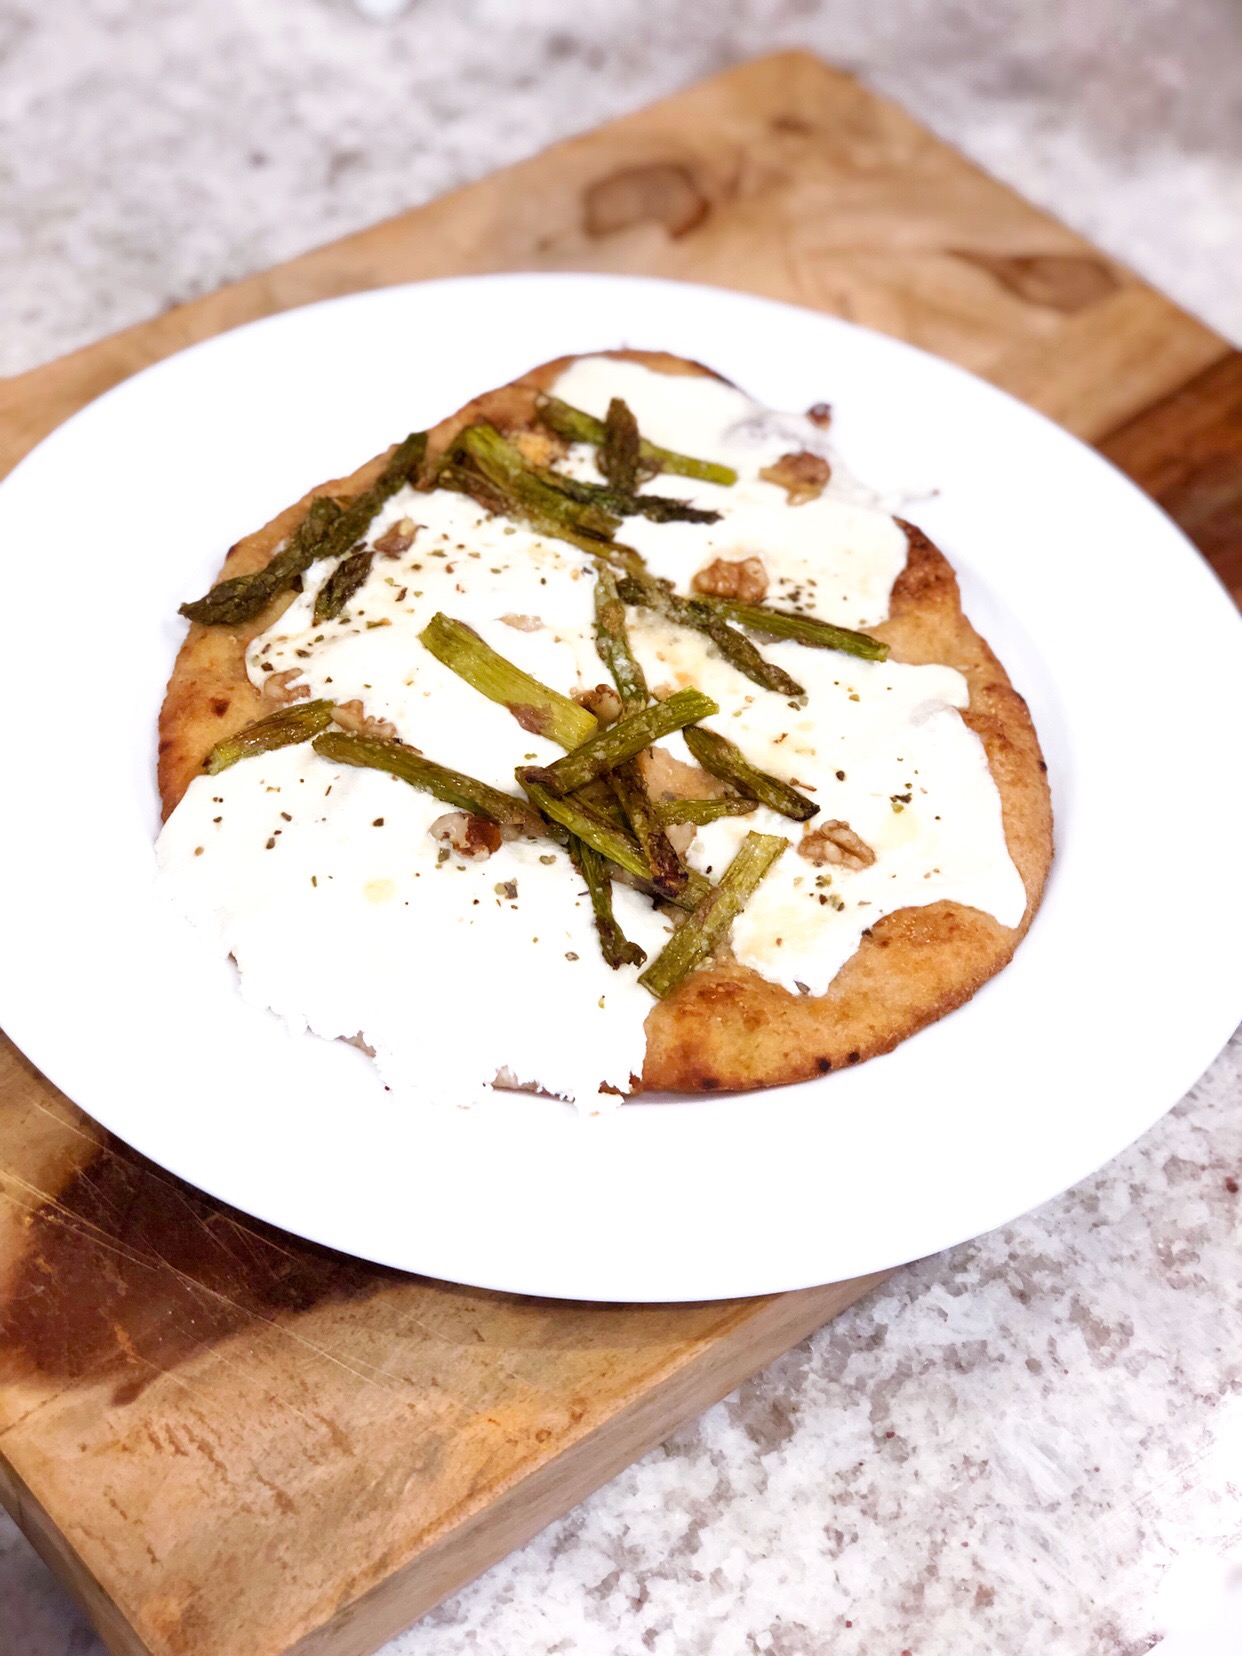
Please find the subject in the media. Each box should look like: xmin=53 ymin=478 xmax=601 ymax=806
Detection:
xmin=3 ymin=4 xmax=1241 ymax=1653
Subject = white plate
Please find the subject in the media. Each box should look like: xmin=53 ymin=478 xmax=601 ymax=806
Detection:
xmin=1 ymin=274 xmax=1239 ymax=1302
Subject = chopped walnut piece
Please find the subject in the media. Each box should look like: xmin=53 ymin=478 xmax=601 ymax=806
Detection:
xmin=691 ymin=556 xmax=770 ymax=603
xmin=805 ymin=402 xmax=833 ymax=428
xmin=429 ymin=811 xmax=502 ymax=861
xmin=638 ymin=744 xmax=705 ymax=802
xmin=663 ymin=820 xmax=696 ymax=858
xmin=574 ymin=683 xmax=623 ymax=725
xmin=373 ymin=517 xmax=418 ymax=557
xmin=331 ymin=700 xmax=398 ymax=740
xmin=511 ymin=428 xmax=569 ymax=468
xmin=500 ymin=613 xmax=544 ymax=633
xmin=797 ymin=820 xmax=876 ymax=871
xmin=760 ymin=450 xmax=831 ymax=505
xmin=262 ymin=669 xmax=310 ymax=705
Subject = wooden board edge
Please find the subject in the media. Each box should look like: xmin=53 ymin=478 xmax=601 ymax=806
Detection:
xmin=283 ymin=1271 xmax=890 ymax=1656
xmin=0 ymin=1457 xmax=149 ymax=1656
xmin=1096 ymin=349 xmax=1242 ymax=603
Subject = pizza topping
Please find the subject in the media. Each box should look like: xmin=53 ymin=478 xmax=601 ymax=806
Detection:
xmin=573 ymin=682 xmax=623 ymax=725
xmin=510 ymin=427 xmax=569 ymax=468
xmin=655 ymin=796 xmax=757 ymax=826
xmin=262 ymin=667 xmax=311 ymax=704
xmin=616 ymin=574 xmax=804 ymax=699
xmin=593 ymin=567 xmax=649 ymax=714
xmin=451 ymin=422 xmax=622 ymax=548
xmin=638 ymin=832 xmax=788 ymax=998
xmin=314 ymin=548 xmax=373 ymax=624
xmin=330 ymin=700 xmax=398 ymax=740
xmin=684 ymin=725 xmax=819 ymax=822
xmin=516 ymin=774 xmax=710 ymax=913
xmin=599 ymin=396 xmax=648 ymax=493
xmin=160 ymin=355 xmax=1028 ymax=1111
xmin=429 ymin=811 xmax=503 ymax=862
xmin=536 ymin=392 xmax=739 ymax=486
xmin=446 ymin=418 xmax=723 ymax=560
xmin=204 ymin=700 xmax=335 ymax=775
xmin=179 ymin=434 xmax=427 ymax=625
xmin=420 ymin=612 xmax=597 ymax=748
xmin=797 ymin=820 xmax=876 ymax=870
xmin=159 ymin=741 xmax=666 ymax=1111
xmin=181 ymin=496 xmax=344 ymax=628
xmin=537 ymin=468 xmax=721 ymax=526
xmin=373 ymin=517 xmax=418 ymax=557
xmin=313 ymin=729 xmax=545 ymax=839
xmin=760 ymin=450 xmax=831 ymax=504
xmin=691 ymin=556 xmax=769 ymax=603
xmin=607 ymin=758 xmax=687 ymax=901
xmin=569 ymin=838 xmax=648 ymax=970
xmin=690 ymin=595 xmax=888 ymax=663
xmin=519 ymin=687 xmax=718 ymax=798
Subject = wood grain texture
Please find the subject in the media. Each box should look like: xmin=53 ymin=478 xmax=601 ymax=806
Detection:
xmin=1097 ymin=352 xmax=1242 ymax=603
xmin=1 ymin=49 xmax=1238 ymax=1656
xmin=0 ymin=1047 xmax=882 ymax=1656
xmin=0 ymin=51 xmax=1229 ymax=480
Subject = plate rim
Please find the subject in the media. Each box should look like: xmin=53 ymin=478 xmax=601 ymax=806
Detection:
xmin=1 ymin=270 xmax=1240 ymax=1301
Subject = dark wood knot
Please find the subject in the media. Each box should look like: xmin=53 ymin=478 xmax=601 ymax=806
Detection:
xmin=953 ymin=251 xmax=1121 ymax=313
xmin=584 ymin=162 xmax=710 ymax=240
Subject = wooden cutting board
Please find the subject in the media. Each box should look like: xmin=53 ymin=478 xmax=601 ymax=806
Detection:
xmin=1 ymin=52 xmax=1238 ymax=1656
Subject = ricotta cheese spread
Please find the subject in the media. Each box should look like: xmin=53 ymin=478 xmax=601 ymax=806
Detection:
xmin=157 ymin=357 xmax=1027 ymax=1111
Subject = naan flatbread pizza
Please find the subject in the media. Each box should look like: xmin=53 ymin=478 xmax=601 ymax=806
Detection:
xmin=158 ymin=351 xmax=1052 ymax=1110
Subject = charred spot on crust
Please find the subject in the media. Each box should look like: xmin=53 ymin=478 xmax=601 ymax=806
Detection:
xmin=699 ymin=1075 xmax=721 ymax=1090
xmin=847 ymin=1050 xmax=861 ymax=1065
xmin=211 ymin=698 xmax=230 ymax=716
xmin=686 ymin=976 xmax=746 ymax=1011
xmin=816 ymin=1056 xmax=832 ymax=1074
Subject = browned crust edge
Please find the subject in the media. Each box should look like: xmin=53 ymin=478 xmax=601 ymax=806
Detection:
xmin=158 ymin=350 xmax=1053 ymax=1095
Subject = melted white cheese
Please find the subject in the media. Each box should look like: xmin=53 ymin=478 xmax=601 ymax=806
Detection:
xmin=157 ymin=744 xmax=670 ymax=1110
xmin=551 ymin=356 xmax=907 ymax=630
xmin=156 ymin=357 xmax=1028 ymax=1110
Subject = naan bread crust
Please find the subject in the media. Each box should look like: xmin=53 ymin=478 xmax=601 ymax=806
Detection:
xmin=159 ymin=351 xmax=1053 ymax=1093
